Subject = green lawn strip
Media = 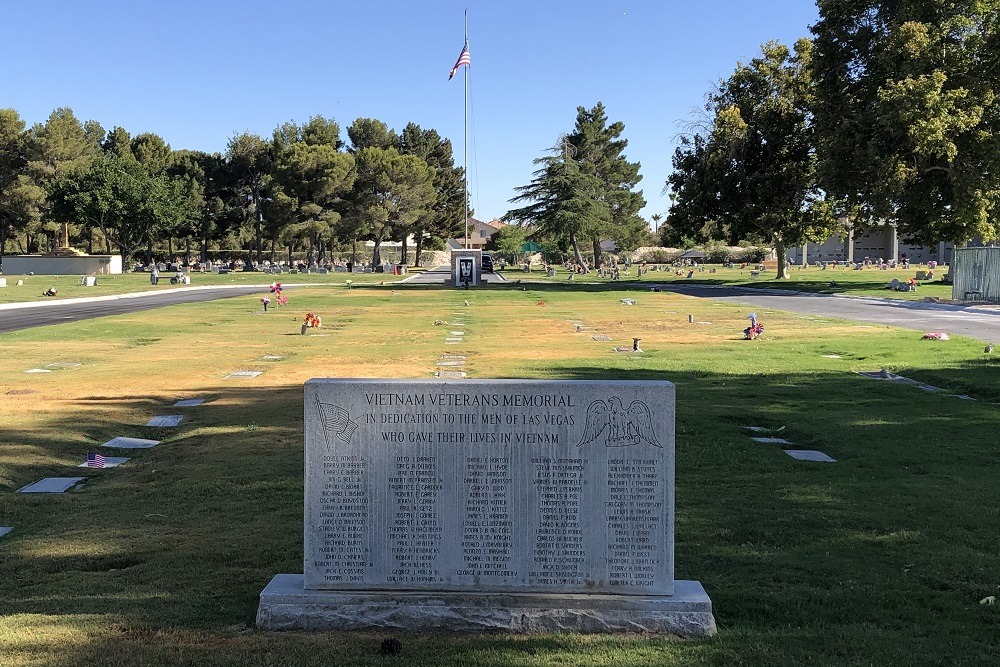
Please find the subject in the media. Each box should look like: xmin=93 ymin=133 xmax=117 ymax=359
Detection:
xmin=0 ymin=286 xmax=997 ymax=665
xmin=0 ymin=271 xmax=407 ymax=304
xmin=522 ymin=265 xmax=956 ymax=301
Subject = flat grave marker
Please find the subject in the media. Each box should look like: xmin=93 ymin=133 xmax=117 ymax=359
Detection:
xmin=102 ymin=436 xmax=160 ymax=449
xmin=146 ymin=415 xmax=184 ymax=427
xmin=445 ymin=338 xmax=462 ymax=343
xmin=46 ymin=362 xmax=82 ymax=368
xmin=24 ymin=369 xmax=52 ymax=374
xmin=173 ymin=398 xmax=206 ymax=407
xmin=784 ymin=450 xmax=837 ymax=463
xmin=78 ymin=457 xmax=130 ymax=468
xmin=751 ymin=436 xmax=792 ymax=445
xmin=18 ymin=477 xmax=85 ymax=493
xmin=436 ymin=360 xmax=465 ymax=367
xmin=0 ymin=527 xmax=12 ymax=538
xmin=263 ymin=355 xmax=285 ymax=361
xmin=592 ymin=335 xmax=613 ymax=341
xmin=225 ymin=370 xmax=263 ymax=379
xmin=435 ymin=371 xmax=467 ymax=379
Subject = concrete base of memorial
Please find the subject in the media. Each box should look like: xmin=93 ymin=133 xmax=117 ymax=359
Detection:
xmin=256 ymin=574 xmax=716 ymax=636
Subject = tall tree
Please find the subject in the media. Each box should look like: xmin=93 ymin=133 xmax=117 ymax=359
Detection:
xmin=563 ymin=103 xmax=645 ymax=269
xmin=349 ymin=146 xmax=435 ymax=267
xmin=272 ymin=117 xmax=355 ymax=266
xmin=226 ymin=133 xmax=273 ymax=265
xmin=506 ymin=104 xmax=644 ymax=271
xmin=812 ymin=0 xmax=1000 ymax=245
xmin=0 ymin=109 xmax=28 ymax=259
xmin=25 ymin=108 xmax=98 ymax=251
xmin=506 ymin=138 xmax=607 ymax=269
xmin=665 ymin=40 xmax=836 ymax=277
xmin=398 ymin=123 xmax=466 ymax=266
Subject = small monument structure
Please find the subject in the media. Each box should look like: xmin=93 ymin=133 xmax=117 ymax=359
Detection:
xmin=257 ymin=378 xmax=716 ymax=635
xmin=450 ymin=249 xmax=482 ymax=287
xmin=1 ymin=222 xmax=122 ymax=275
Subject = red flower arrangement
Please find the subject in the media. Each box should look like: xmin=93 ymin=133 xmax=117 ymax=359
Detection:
xmin=304 ymin=312 xmax=322 ymax=328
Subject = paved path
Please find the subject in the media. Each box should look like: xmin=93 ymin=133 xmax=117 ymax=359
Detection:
xmin=0 ymin=285 xmax=272 ymax=333
xmin=400 ymin=266 xmax=507 ymax=285
xmin=662 ymin=284 xmax=1000 ymax=342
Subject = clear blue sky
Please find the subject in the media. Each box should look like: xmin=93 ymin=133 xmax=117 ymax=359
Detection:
xmin=1 ymin=0 xmax=819 ymax=224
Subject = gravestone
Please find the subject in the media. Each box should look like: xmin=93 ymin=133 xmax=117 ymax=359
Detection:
xmin=225 ymin=370 xmax=263 ymax=379
xmin=257 ymin=378 xmax=715 ymax=635
xmin=751 ymin=436 xmax=792 ymax=444
xmin=77 ymin=457 xmax=130 ymax=468
xmin=18 ymin=477 xmax=85 ymax=493
xmin=102 ymin=436 xmax=160 ymax=449
xmin=147 ymin=415 xmax=184 ymax=427
xmin=784 ymin=450 xmax=836 ymax=463
xmin=173 ymin=398 xmax=205 ymax=407
xmin=0 ymin=527 xmax=11 ymax=538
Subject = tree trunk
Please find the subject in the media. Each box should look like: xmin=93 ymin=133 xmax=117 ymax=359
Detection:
xmin=775 ymin=238 xmax=789 ymax=279
xmin=401 ymin=234 xmax=409 ymax=265
xmin=308 ymin=234 xmax=315 ymax=267
xmin=146 ymin=240 xmax=153 ymax=266
xmin=287 ymin=242 xmax=293 ymax=267
xmin=414 ymin=229 xmax=425 ymax=267
xmin=351 ymin=237 xmax=358 ymax=267
xmin=592 ymin=238 xmax=603 ymax=271
xmin=200 ymin=236 xmax=208 ymax=263
xmin=185 ymin=237 xmax=191 ymax=265
xmin=87 ymin=227 xmax=93 ymax=255
xmin=570 ymin=232 xmax=586 ymax=272
xmin=371 ymin=239 xmax=382 ymax=268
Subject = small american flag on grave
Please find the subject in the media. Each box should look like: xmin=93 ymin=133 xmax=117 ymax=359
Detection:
xmin=86 ymin=451 xmax=106 ymax=468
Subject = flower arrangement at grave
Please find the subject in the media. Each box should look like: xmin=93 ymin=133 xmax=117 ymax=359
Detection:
xmin=345 ymin=280 xmax=353 ymax=289
xmin=261 ymin=297 xmax=271 ymax=312
xmin=269 ymin=282 xmax=288 ymax=306
xmin=304 ymin=312 xmax=322 ymax=328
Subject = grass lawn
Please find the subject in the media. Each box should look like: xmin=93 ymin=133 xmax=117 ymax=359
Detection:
xmin=1 ymin=283 xmax=997 ymax=665
xmin=0 ymin=271 xmax=407 ymax=305
xmin=524 ymin=264 xmax=957 ymax=301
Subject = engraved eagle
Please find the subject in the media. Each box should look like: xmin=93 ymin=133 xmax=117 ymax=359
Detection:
xmin=315 ymin=396 xmax=358 ymax=450
xmin=576 ymin=397 xmax=662 ymax=448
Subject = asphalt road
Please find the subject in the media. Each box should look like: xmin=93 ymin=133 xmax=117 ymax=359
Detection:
xmin=662 ymin=284 xmax=1000 ymax=342
xmin=0 ymin=285 xmax=271 ymax=333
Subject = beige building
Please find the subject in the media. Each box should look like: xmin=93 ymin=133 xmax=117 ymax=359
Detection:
xmin=448 ymin=217 xmax=506 ymax=250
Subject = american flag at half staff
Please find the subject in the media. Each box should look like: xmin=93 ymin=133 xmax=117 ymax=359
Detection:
xmin=449 ymin=41 xmax=471 ymax=80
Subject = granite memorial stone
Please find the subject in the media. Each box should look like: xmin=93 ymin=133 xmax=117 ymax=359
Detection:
xmin=257 ymin=378 xmax=715 ymax=634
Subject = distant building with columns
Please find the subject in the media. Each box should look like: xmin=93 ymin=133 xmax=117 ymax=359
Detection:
xmin=787 ymin=222 xmax=992 ymax=265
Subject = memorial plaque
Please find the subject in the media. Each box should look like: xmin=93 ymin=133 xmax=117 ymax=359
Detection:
xmin=304 ymin=379 xmax=674 ymax=595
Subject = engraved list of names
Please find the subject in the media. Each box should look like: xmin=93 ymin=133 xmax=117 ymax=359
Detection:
xmin=304 ymin=379 xmax=675 ymax=596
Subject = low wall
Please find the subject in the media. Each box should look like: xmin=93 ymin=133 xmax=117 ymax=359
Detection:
xmin=1 ymin=255 xmax=123 ymax=275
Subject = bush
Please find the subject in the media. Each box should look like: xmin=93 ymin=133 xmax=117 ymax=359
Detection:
xmin=706 ymin=247 xmax=733 ymax=264
xmin=733 ymin=247 xmax=768 ymax=263
xmin=637 ymin=248 xmax=682 ymax=263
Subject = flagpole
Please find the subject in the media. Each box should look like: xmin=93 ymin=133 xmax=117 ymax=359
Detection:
xmin=464 ymin=9 xmax=469 ymax=250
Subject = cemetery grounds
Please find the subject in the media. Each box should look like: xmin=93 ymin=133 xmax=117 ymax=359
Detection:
xmin=0 ymin=281 xmax=997 ymax=666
